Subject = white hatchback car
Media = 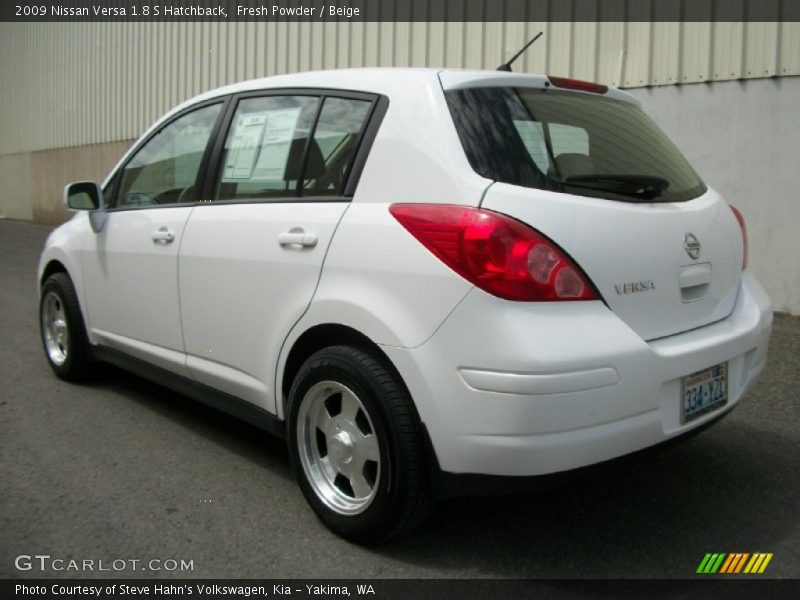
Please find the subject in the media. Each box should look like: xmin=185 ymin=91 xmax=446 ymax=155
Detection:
xmin=39 ymin=68 xmax=772 ymax=542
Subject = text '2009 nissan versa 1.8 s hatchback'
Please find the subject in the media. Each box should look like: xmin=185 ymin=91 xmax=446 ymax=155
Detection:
xmin=39 ymin=68 xmax=772 ymax=542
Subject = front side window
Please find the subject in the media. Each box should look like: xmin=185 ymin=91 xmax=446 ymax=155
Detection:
xmin=447 ymin=87 xmax=706 ymax=203
xmin=115 ymin=103 xmax=222 ymax=208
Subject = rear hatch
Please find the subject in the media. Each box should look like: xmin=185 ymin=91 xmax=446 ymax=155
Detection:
xmin=442 ymin=73 xmax=744 ymax=341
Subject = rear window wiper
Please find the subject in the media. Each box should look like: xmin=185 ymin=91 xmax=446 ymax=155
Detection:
xmin=560 ymin=174 xmax=670 ymax=200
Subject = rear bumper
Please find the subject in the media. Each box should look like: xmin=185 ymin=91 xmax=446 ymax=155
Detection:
xmin=430 ymin=407 xmax=736 ymax=498
xmin=382 ymin=272 xmax=772 ymax=481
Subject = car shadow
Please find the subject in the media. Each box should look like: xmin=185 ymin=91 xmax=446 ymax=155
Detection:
xmin=377 ymin=419 xmax=798 ymax=578
xmin=82 ymin=363 xmax=293 ymax=482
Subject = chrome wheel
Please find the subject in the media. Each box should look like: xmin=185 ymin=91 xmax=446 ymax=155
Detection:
xmin=42 ymin=291 xmax=69 ymax=366
xmin=296 ymin=380 xmax=381 ymax=515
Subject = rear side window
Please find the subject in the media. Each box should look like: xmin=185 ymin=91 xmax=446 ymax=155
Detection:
xmin=302 ymin=97 xmax=372 ymax=196
xmin=446 ymin=87 xmax=706 ymax=203
xmin=215 ymin=94 xmax=372 ymax=201
xmin=216 ymin=96 xmax=320 ymax=201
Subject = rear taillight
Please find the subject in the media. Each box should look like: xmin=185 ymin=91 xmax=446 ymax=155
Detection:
xmin=389 ymin=204 xmax=599 ymax=301
xmin=547 ymin=76 xmax=608 ymax=94
xmin=729 ymin=204 xmax=749 ymax=270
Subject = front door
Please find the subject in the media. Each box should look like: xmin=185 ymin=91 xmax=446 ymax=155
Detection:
xmin=81 ymin=102 xmax=224 ymax=375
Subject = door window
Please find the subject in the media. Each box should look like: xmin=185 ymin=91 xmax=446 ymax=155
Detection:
xmin=114 ymin=103 xmax=222 ymax=208
xmin=215 ymin=96 xmax=320 ymax=201
xmin=301 ymin=97 xmax=372 ymax=196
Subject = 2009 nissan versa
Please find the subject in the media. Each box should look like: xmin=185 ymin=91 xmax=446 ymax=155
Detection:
xmin=38 ymin=68 xmax=772 ymax=542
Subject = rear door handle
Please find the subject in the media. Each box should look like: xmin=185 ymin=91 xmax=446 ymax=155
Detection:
xmin=152 ymin=227 xmax=175 ymax=244
xmin=278 ymin=229 xmax=318 ymax=248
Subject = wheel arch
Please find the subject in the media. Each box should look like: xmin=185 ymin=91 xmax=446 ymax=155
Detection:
xmin=38 ymin=241 xmax=80 ymax=296
xmin=278 ymin=323 xmax=407 ymax=421
xmin=40 ymin=259 xmax=69 ymax=288
xmin=38 ymin=246 xmax=95 ymax=346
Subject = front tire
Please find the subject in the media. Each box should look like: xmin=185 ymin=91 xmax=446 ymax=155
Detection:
xmin=287 ymin=345 xmax=434 ymax=543
xmin=39 ymin=272 xmax=92 ymax=381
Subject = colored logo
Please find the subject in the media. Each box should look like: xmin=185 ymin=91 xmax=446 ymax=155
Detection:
xmin=696 ymin=552 xmax=773 ymax=574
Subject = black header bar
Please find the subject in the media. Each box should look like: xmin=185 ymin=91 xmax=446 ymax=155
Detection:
xmin=3 ymin=0 xmax=800 ymax=23
xmin=3 ymin=579 xmax=800 ymax=600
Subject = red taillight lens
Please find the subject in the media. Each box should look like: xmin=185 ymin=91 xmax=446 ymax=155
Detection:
xmin=547 ymin=76 xmax=608 ymax=94
xmin=389 ymin=204 xmax=599 ymax=301
xmin=729 ymin=204 xmax=748 ymax=270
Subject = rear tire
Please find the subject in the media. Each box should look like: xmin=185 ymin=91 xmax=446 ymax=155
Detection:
xmin=39 ymin=272 xmax=92 ymax=381
xmin=287 ymin=345 xmax=435 ymax=543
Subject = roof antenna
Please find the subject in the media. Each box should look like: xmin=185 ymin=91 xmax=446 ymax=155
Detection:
xmin=497 ymin=31 xmax=544 ymax=72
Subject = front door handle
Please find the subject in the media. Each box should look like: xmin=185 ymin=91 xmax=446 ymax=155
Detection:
xmin=152 ymin=227 xmax=175 ymax=244
xmin=278 ymin=228 xmax=318 ymax=248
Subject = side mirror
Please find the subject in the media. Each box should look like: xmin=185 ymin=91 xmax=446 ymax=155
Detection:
xmin=64 ymin=181 xmax=103 ymax=211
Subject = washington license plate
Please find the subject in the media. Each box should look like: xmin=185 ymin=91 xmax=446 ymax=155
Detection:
xmin=682 ymin=362 xmax=728 ymax=423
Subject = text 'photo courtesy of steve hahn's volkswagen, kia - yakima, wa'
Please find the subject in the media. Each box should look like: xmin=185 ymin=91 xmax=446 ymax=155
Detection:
xmin=38 ymin=66 xmax=772 ymax=542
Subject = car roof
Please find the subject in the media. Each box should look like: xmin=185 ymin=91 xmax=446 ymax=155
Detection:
xmin=177 ymin=68 xmax=442 ymax=111
xmin=168 ymin=67 xmax=639 ymax=119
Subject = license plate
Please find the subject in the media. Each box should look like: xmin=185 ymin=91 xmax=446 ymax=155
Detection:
xmin=681 ymin=362 xmax=728 ymax=423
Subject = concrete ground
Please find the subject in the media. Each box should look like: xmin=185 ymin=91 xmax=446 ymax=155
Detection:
xmin=1 ymin=219 xmax=798 ymax=579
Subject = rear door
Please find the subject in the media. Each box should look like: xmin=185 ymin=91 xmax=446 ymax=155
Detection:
xmin=82 ymin=102 xmax=224 ymax=374
xmin=178 ymin=91 xmax=378 ymax=413
xmin=445 ymin=83 xmax=744 ymax=341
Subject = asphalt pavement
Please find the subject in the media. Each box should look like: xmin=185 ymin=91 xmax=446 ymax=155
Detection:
xmin=1 ymin=218 xmax=798 ymax=579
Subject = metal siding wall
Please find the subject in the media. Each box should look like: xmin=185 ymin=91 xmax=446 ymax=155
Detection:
xmin=782 ymin=22 xmax=800 ymax=74
xmin=0 ymin=19 xmax=797 ymax=156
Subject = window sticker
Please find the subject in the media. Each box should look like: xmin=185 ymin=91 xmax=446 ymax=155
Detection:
xmin=223 ymin=113 xmax=267 ymax=180
xmin=251 ymin=107 xmax=302 ymax=182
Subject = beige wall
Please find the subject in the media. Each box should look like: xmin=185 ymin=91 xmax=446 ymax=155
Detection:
xmin=0 ymin=140 xmax=132 ymax=224
xmin=0 ymin=152 xmax=32 ymax=220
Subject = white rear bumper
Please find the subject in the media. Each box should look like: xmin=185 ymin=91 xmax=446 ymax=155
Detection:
xmin=383 ymin=272 xmax=773 ymax=478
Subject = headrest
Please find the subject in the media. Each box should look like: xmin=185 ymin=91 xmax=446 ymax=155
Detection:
xmin=284 ymin=137 xmax=326 ymax=181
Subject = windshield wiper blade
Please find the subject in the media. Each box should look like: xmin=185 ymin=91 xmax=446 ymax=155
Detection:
xmin=561 ymin=174 xmax=670 ymax=200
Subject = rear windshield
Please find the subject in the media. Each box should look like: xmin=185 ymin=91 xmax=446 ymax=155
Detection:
xmin=446 ymin=87 xmax=706 ymax=203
